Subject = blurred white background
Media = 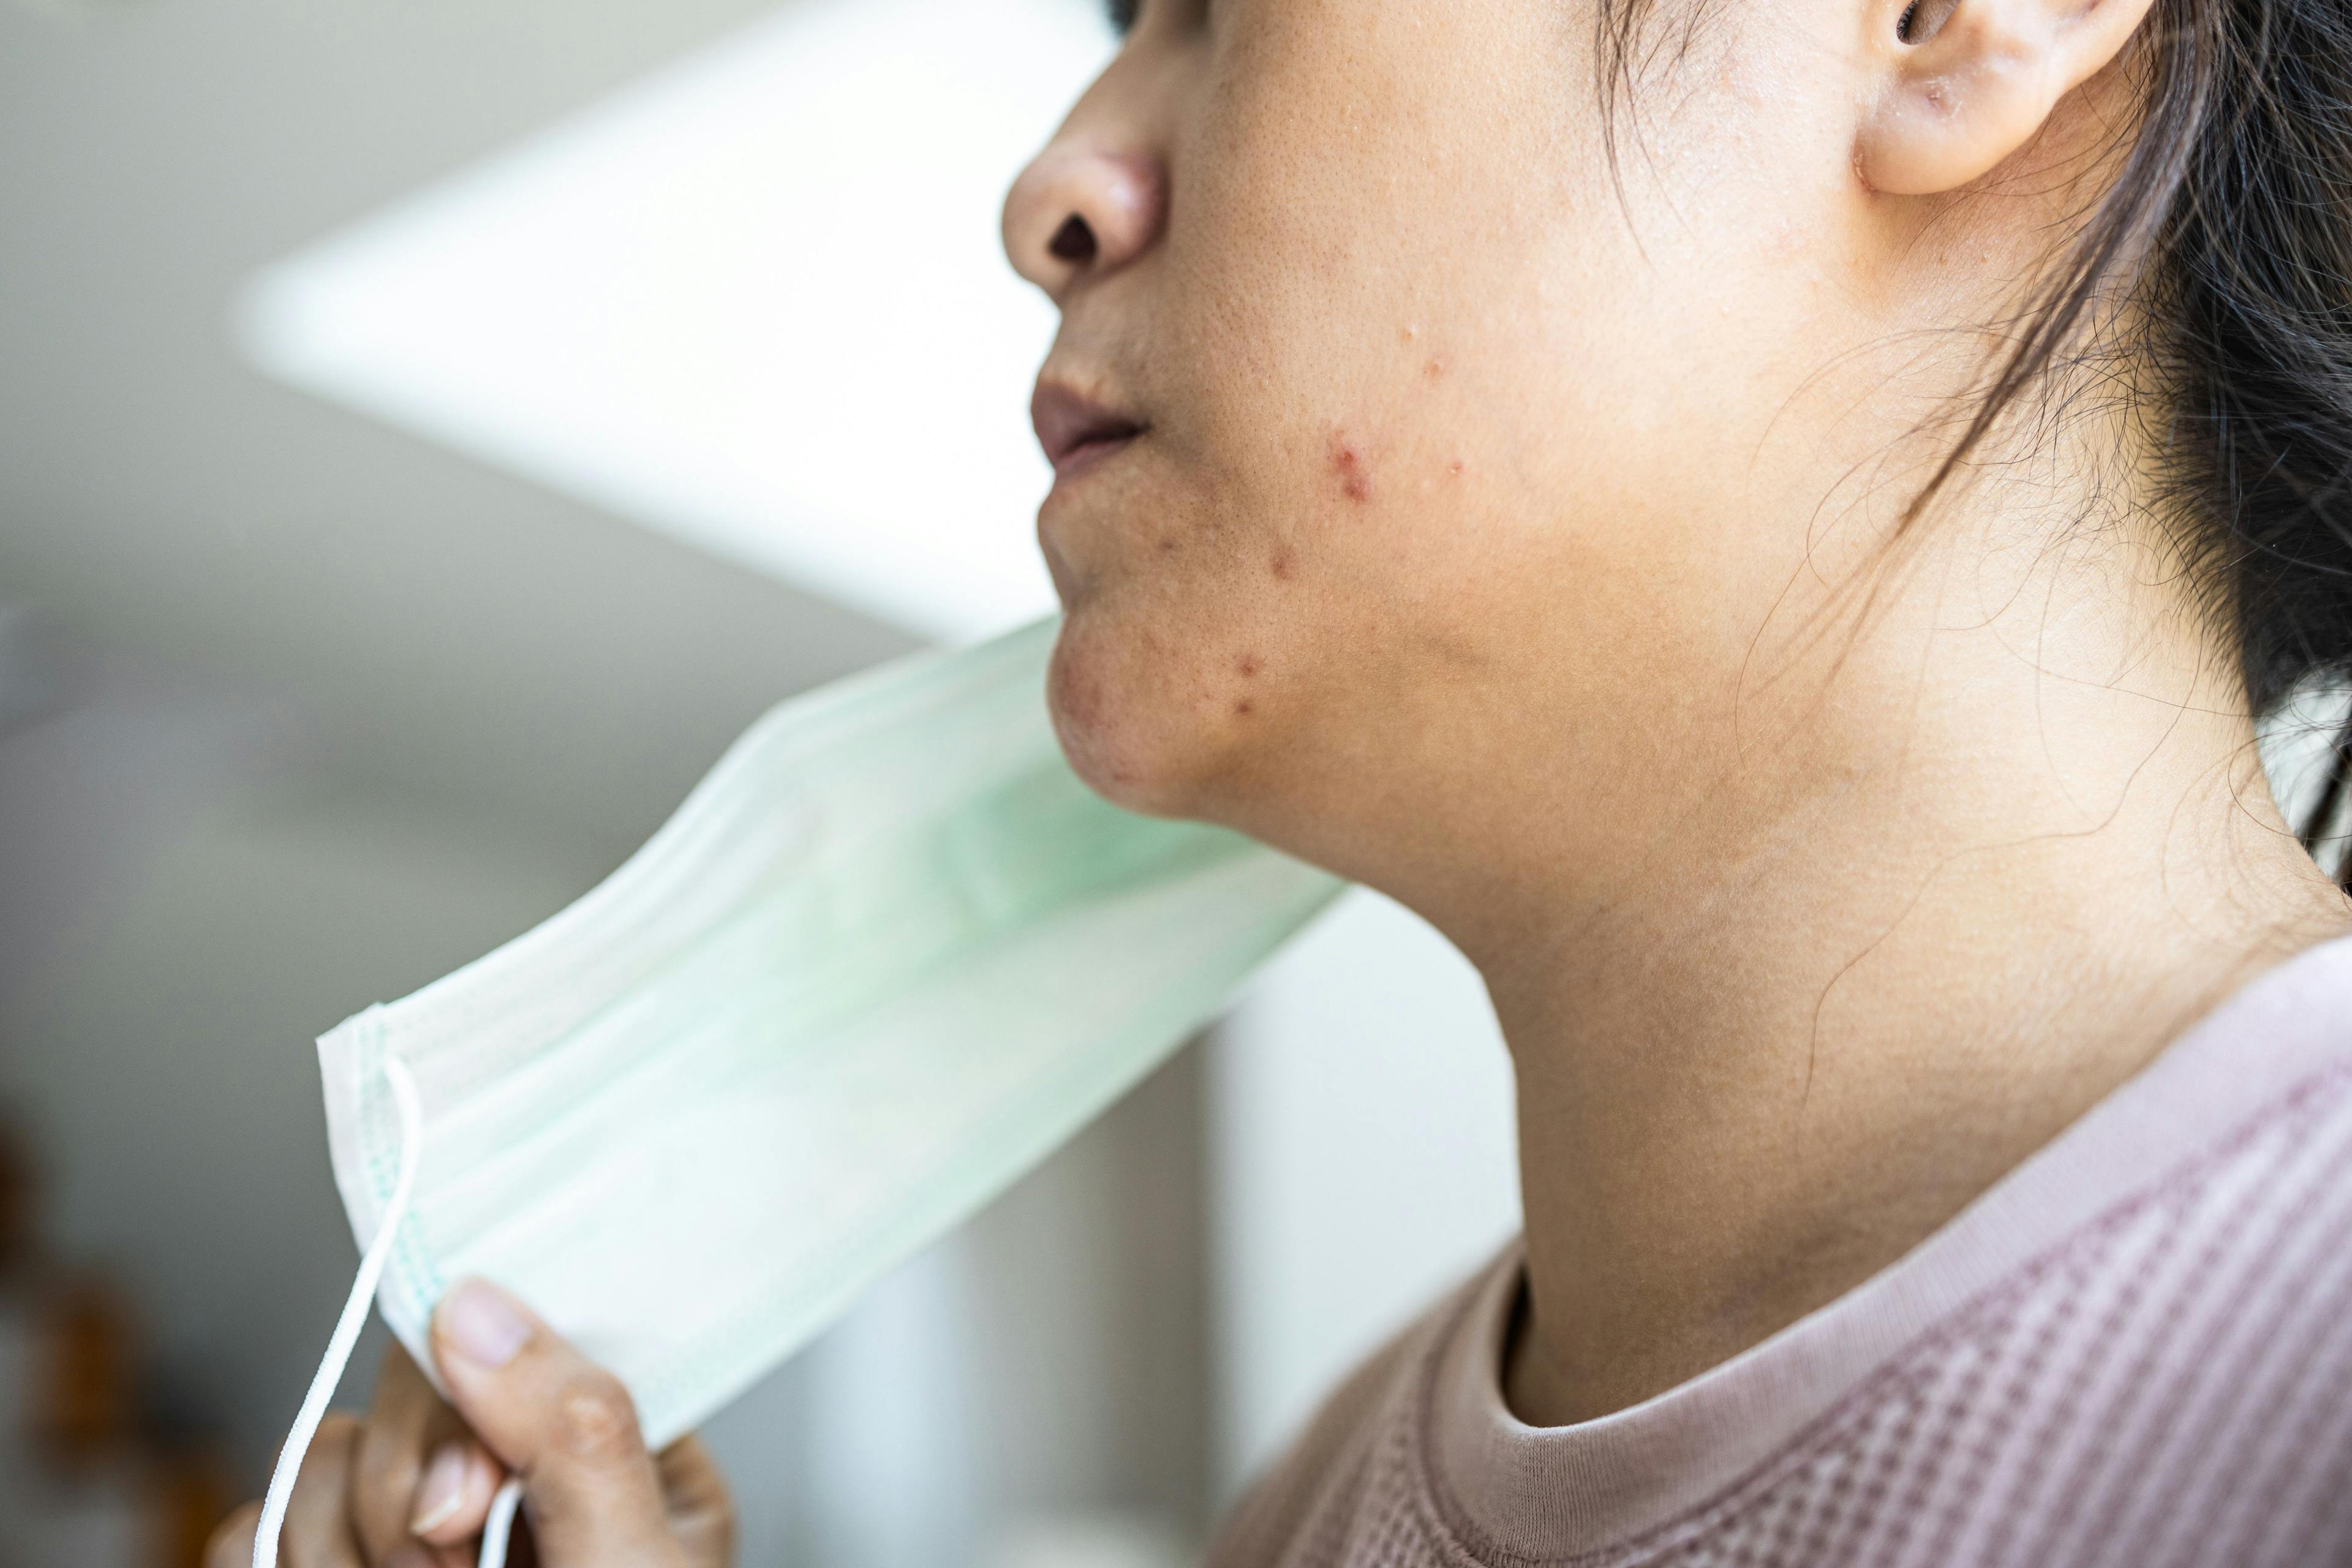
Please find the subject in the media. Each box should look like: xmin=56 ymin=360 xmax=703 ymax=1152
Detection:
xmin=0 ymin=1 xmax=1518 ymax=1563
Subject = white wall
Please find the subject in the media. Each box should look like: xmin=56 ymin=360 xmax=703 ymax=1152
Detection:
xmin=1209 ymin=889 xmax=1522 ymax=1496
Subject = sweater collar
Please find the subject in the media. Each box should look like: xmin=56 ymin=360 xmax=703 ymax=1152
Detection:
xmin=1423 ymin=934 xmax=2352 ymax=1559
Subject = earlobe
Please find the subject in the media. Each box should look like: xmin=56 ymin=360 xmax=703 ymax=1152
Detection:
xmin=1855 ymin=0 xmax=2155 ymax=196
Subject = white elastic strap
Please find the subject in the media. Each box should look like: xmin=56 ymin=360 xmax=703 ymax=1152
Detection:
xmin=254 ymin=1060 xmax=519 ymax=1568
xmin=481 ymin=1477 xmax=526 ymax=1566
xmin=255 ymin=1056 xmax=423 ymax=1568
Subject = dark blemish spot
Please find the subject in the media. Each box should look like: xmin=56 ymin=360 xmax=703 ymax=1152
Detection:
xmin=1329 ymin=431 xmax=1374 ymax=503
xmin=1425 ymin=357 xmax=1447 ymax=381
xmin=1238 ymin=654 xmax=1262 ymax=677
xmin=1156 ymin=536 xmax=1178 ymax=554
xmin=1234 ymin=699 xmax=1255 ymax=716
xmin=1270 ymin=548 xmax=1295 ymax=579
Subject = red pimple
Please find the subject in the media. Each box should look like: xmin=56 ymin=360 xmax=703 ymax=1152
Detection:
xmin=1448 ymin=459 xmax=1465 ymax=477
xmin=1329 ymin=431 xmax=1374 ymax=502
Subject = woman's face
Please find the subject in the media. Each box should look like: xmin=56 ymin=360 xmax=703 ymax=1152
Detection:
xmin=1003 ymin=0 xmax=1999 ymax=893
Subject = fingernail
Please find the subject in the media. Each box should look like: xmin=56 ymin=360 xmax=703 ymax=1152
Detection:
xmin=440 ymin=1278 xmax=532 ymax=1369
xmin=409 ymin=1442 xmax=469 ymax=1534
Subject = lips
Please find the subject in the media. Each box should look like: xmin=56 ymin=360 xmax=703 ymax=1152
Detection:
xmin=1031 ymin=380 xmax=1147 ymax=480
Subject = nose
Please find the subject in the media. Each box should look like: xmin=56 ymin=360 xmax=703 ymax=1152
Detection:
xmin=1003 ymin=143 xmax=1167 ymax=302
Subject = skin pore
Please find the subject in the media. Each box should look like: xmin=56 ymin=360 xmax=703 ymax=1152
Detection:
xmin=1003 ymin=0 xmax=2352 ymax=1425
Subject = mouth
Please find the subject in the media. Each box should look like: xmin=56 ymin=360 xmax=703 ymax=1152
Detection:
xmin=1032 ymin=379 xmax=1148 ymax=481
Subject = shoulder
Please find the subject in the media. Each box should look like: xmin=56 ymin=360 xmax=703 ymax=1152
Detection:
xmin=1204 ymin=1251 xmax=1510 ymax=1568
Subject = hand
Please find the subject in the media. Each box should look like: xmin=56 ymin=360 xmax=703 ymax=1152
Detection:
xmin=206 ymin=1279 xmax=733 ymax=1568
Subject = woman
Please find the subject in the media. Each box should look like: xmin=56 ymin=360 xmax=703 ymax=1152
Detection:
xmin=212 ymin=0 xmax=2352 ymax=1559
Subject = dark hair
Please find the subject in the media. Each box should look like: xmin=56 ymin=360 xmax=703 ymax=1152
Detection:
xmin=2141 ymin=0 xmax=2352 ymax=883
xmin=1599 ymin=0 xmax=2352 ymax=887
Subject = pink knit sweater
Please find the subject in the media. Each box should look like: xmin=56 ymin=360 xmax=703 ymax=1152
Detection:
xmin=1207 ymin=937 xmax=2352 ymax=1568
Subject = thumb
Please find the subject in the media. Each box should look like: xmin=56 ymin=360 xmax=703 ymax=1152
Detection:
xmin=431 ymin=1278 xmax=674 ymax=1565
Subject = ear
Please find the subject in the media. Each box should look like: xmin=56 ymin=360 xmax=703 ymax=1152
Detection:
xmin=1855 ymin=0 xmax=2156 ymax=195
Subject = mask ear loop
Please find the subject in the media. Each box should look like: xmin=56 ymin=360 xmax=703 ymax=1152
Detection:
xmin=253 ymin=1055 xmax=422 ymax=1566
xmin=480 ymin=1476 xmax=527 ymax=1564
xmin=251 ymin=1061 xmax=527 ymax=1568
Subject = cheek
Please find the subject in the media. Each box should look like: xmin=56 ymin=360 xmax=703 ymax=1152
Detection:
xmin=1046 ymin=617 xmax=1139 ymax=807
xmin=1046 ymin=541 xmax=1313 ymax=820
xmin=1046 ymin=603 xmax=1223 ymax=816
xmin=1048 ymin=1 xmax=1657 ymax=814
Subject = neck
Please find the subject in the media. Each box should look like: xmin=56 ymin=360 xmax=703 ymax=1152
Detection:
xmin=1398 ymin=519 xmax=2350 ymax=1425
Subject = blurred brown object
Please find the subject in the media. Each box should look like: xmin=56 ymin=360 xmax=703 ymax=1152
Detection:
xmin=0 ymin=1118 xmax=239 ymax=1566
xmin=0 ymin=1109 xmax=38 ymax=1275
xmin=37 ymin=1267 xmax=140 ymax=1472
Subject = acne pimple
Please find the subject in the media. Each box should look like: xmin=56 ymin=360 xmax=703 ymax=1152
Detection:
xmin=1270 ymin=548 xmax=1295 ymax=579
xmin=1424 ymin=357 xmax=1447 ymax=381
xmin=1401 ymin=324 xmax=1420 ymax=342
xmin=1237 ymin=654 xmax=1262 ymax=677
xmin=1233 ymin=698 xmax=1255 ymax=716
xmin=1338 ymin=453 xmax=1371 ymax=501
xmin=1329 ymin=431 xmax=1374 ymax=503
xmin=1448 ymin=459 xmax=1466 ymax=477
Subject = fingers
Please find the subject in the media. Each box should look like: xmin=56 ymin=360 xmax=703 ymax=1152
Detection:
xmin=213 ymin=1345 xmax=502 ymax=1568
xmin=241 ymin=1412 xmax=366 ymax=1568
xmin=429 ymin=1278 xmax=675 ymax=1565
xmin=206 ymin=1502 xmax=260 ymax=1568
xmin=351 ymin=1339 xmax=481 ymax=1560
xmin=217 ymin=1292 xmax=733 ymax=1568
xmin=405 ymin=1438 xmax=507 ymax=1550
xmin=654 ymin=1436 xmax=736 ymax=1566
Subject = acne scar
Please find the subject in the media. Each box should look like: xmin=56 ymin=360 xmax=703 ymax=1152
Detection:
xmin=1424 ymin=356 xmax=1447 ymax=381
xmin=1270 ymin=547 xmax=1295 ymax=579
xmin=1329 ymin=431 xmax=1374 ymax=503
xmin=1234 ymin=698 xmax=1256 ymax=716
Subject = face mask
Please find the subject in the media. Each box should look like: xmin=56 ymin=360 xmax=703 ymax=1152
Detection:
xmin=253 ymin=617 xmax=1342 ymax=1568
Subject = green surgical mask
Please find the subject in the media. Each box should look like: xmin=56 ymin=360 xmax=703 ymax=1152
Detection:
xmin=254 ymin=618 xmax=1342 ymax=1568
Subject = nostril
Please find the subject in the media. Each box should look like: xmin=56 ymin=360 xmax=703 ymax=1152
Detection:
xmin=1049 ymin=214 xmax=1099 ymax=265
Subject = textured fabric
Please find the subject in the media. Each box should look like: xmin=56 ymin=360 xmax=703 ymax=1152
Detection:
xmin=1207 ymin=937 xmax=2352 ymax=1568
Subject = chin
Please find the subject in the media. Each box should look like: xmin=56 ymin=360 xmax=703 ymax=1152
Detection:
xmin=1046 ymin=601 xmax=1234 ymax=821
